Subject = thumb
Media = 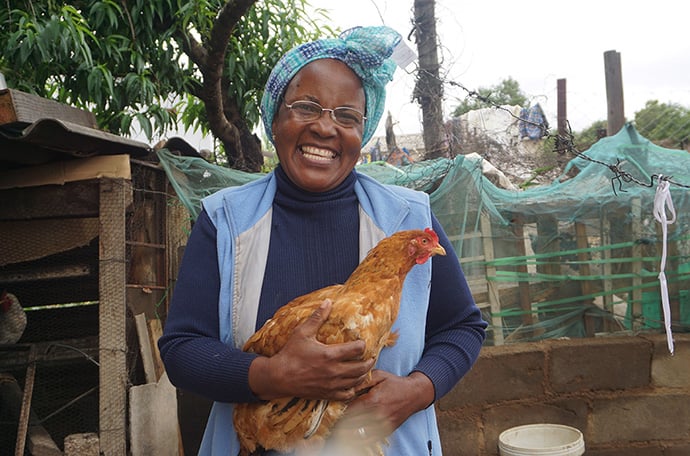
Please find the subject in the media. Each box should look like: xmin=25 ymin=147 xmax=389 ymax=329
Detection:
xmin=299 ymin=299 xmax=332 ymax=336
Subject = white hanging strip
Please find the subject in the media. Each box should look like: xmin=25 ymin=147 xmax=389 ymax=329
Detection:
xmin=652 ymin=177 xmax=676 ymax=355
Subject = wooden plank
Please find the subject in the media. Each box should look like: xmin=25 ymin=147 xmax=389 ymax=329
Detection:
xmin=147 ymin=319 xmax=165 ymax=382
xmin=631 ymin=198 xmax=643 ymax=330
xmin=0 ymin=264 xmax=92 ymax=282
xmin=134 ymin=313 xmax=157 ymax=384
xmin=480 ymin=212 xmax=504 ymax=345
xmin=0 ymin=88 xmax=96 ymax=128
xmin=0 ymin=182 xmax=99 ymax=221
xmin=0 ymin=338 xmax=98 ymax=370
xmin=164 ymin=181 xmax=191 ymax=321
xmin=15 ymin=347 xmax=36 ymax=456
xmin=0 ymin=372 xmax=62 ymax=456
xmin=575 ymin=222 xmax=596 ymax=336
xmin=535 ymin=215 xmax=560 ymax=278
xmin=0 ymin=154 xmax=131 ymax=191
xmin=98 ymin=178 xmax=129 ymax=456
xmin=600 ymin=208 xmax=614 ymax=319
xmin=511 ymin=217 xmax=534 ymax=329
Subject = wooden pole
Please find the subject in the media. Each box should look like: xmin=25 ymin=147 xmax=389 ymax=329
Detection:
xmin=604 ymin=50 xmax=625 ymax=136
xmin=99 ymin=178 xmax=128 ymax=456
xmin=557 ymin=78 xmax=567 ymax=135
xmin=413 ymin=0 xmax=447 ymax=159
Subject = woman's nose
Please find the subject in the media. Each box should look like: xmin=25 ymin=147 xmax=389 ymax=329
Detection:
xmin=309 ymin=110 xmax=338 ymax=135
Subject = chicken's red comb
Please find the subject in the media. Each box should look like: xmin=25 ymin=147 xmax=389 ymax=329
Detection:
xmin=424 ymin=227 xmax=439 ymax=242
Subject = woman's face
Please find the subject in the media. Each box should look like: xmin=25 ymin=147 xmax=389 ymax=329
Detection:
xmin=272 ymin=59 xmax=365 ymax=193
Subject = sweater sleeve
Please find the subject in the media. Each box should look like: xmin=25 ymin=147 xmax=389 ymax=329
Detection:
xmin=158 ymin=209 xmax=261 ymax=403
xmin=412 ymin=214 xmax=488 ymax=400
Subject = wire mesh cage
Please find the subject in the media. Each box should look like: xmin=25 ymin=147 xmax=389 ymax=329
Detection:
xmin=0 ymin=158 xmax=189 ymax=455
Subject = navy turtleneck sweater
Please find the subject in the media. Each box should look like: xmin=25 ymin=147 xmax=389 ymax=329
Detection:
xmin=159 ymin=165 xmax=486 ymax=405
xmin=257 ymin=166 xmax=360 ymax=326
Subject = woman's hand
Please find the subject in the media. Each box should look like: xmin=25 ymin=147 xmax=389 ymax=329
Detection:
xmin=248 ymin=300 xmax=375 ymax=401
xmin=334 ymin=369 xmax=435 ymax=442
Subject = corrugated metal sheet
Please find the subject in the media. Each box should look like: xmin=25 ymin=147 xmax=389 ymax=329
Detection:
xmin=0 ymin=118 xmax=152 ymax=169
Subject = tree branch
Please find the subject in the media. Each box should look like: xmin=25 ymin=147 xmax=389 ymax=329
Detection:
xmin=202 ymin=0 xmax=257 ymax=164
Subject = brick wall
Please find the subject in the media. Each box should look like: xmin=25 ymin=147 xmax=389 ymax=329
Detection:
xmin=437 ymin=333 xmax=690 ymax=455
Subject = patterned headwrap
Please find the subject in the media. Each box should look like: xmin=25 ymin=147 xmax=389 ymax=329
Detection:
xmin=261 ymin=26 xmax=401 ymax=146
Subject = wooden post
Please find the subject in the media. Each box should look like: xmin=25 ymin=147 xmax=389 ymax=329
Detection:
xmin=631 ymin=198 xmax=643 ymax=330
xmin=481 ymin=212 xmax=504 ymax=345
xmin=99 ymin=178 xmax=129 ymax=456
xmin=413 ymin=0 xmax=447 ymax=159
xmin=604 ymin=50 xmax=625 ymax=136
xmin=575 ymin=222 xmax=597 ymax=336
xmin=557 ymin=78 xmax=567 ymax=135
xmin=511 ymin=216 xmax=534 ymax=330
xmin=536 ymin=216 xmax=561 ymax=279
xmin=14 ymin=347 xmax=36 ymax=456
xmin=600 ymin=207 xmax=614 ymax=330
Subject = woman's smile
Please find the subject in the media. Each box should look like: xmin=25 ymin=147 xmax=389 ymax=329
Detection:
xmin=300 ymin=145 xmax=338 ymax=162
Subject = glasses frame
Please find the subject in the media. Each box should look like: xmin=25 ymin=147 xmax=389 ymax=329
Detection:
xmin=284 ymin=100 xmax=367 ymax=128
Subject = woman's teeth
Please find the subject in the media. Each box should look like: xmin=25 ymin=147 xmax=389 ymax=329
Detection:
xmin=301 ymin=146 xmax=336 ymax=161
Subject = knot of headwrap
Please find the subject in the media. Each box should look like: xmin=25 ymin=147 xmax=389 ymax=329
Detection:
xmin=261 ymin=26 xmax=401 ymax=146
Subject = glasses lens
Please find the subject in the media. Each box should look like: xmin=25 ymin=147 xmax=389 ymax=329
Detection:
xmin=333 ymin=108 xmax=364 ymax=127
xmin=290 ymin=101 xmax=322 ymax=120
xmin=286 ymin=101 xmax=364 ymax=128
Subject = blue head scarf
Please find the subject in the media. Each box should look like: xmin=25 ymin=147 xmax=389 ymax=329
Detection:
xmin=261 ymin=26 xmax=401 ymax=146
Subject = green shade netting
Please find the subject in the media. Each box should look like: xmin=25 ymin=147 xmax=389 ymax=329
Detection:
xmin=158 ymin=123 xmax=690 ymax=344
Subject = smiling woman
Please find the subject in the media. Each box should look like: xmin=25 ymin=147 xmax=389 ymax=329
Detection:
xmin=159 ymin=25 xmax=486 ymax=456
xmin=271 ymin=59 xmax=367 ymax=192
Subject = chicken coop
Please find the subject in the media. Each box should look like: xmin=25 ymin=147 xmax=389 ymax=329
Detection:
xmin=0 ymin=89 xmax=190 ymax=455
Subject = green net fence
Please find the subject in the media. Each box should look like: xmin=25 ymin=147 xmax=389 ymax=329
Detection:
xmin=158 ymin=123 xmax=690 ymax=345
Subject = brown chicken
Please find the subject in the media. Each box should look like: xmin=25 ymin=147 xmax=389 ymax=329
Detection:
xmin=0 ymin=291 xmax=27 ymax=345
xmin=233 ymin=228 xmax=446 ymax=455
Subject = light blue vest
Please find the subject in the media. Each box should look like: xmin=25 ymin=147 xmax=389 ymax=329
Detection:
xmin=199 ymin=171 xmax=442 ymax=455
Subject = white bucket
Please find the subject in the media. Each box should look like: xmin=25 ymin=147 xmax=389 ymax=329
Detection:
xmin=498 ymin=423 xmax=585 ymax=456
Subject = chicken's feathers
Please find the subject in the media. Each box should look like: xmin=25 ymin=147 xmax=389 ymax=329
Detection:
xmin=234 ymin=229 xmax=445 ymax=455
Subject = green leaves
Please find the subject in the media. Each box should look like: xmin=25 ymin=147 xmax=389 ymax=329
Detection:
xmin=634 ymin=100 xmax=690 ymax=149
xmin=452 ymin=77 xmax=528 ymax=118
xmin=1 ymin=0 xmax=333 ymax=157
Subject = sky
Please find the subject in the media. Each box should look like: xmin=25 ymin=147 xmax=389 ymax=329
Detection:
xmin=308 ymin=0 xmax=690 ymax=140
xmin=177 ymin=0 xmax=690 ymax=151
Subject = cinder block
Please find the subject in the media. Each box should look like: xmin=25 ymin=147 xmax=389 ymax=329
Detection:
xmin=550 ymin=337 xmax=651 ymax=393
xmin=649 ymin=334 xmax=690 ymax=388
xmin=586 ymin=446 xmax=670 ymax=455
xmin=438 ymin=413 xmax=484 ymax=456
xmin=590 ymin=394 xmax=690 ymax=444
xmin=440 ymin=344 xmax=545 ymax=410
xmin=665 ymin=444 xmax=690 ymax=456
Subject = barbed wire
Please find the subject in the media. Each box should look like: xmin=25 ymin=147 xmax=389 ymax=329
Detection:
xmin=552 ymin=121 xmax=690 ymax=193
xmin=437 ymin=74 xmax=690 ymax=192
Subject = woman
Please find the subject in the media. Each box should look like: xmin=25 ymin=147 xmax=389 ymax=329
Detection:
xmin=159 ymin=26 xmax=487 ymax=455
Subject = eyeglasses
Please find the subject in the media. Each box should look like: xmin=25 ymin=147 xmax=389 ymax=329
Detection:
xmin=284 ymin=100 xmax=366 ymax=128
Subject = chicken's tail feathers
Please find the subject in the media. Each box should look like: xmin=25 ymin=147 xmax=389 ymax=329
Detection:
xmin=304 ymin=399 xmax=329 ymax=439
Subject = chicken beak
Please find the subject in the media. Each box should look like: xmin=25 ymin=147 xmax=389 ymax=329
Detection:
xmin=432 ymin=244 xmax=446 ymax=256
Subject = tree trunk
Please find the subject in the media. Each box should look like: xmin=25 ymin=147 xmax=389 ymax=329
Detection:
xmin=413 ymin=0 xmax=447 ymax=160
xmin=196 ymin=0 xmax=263 ymax=172
xmin=228 ymin=122 xmax=263 ymax=172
